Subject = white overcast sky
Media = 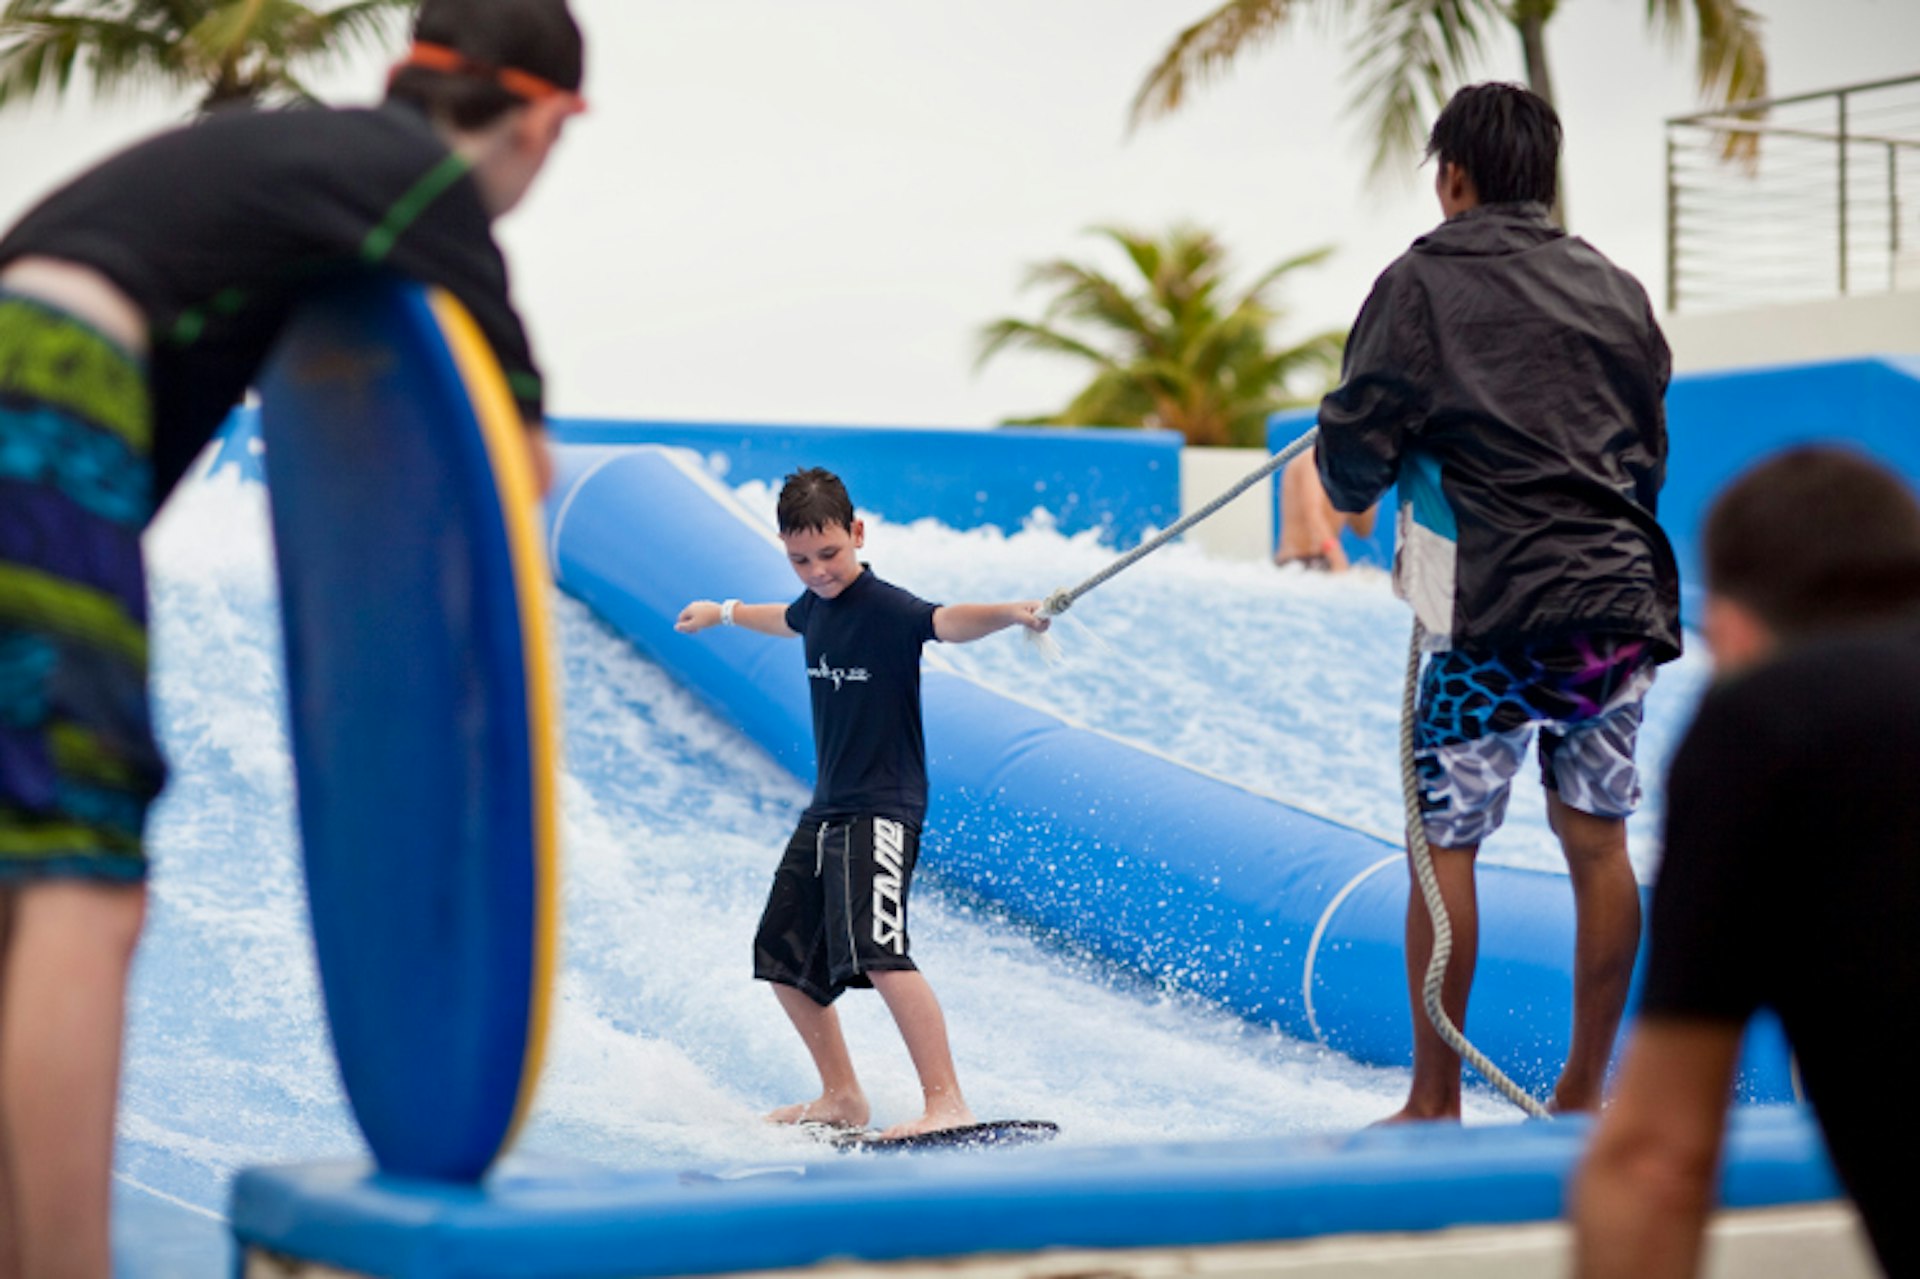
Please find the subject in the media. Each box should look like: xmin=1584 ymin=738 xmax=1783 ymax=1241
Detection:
xmin=1 ymin=1 xmax=1916 ymax=427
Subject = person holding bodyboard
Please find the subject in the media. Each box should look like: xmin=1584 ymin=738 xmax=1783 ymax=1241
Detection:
xmin=0 ymin=2 xmax=581 ymax=1268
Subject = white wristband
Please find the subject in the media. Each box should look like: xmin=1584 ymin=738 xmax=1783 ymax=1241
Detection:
xmin=720 ymin=599 xmax=739 ymax=627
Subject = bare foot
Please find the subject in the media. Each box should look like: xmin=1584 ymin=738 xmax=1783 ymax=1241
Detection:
xmin=1371 ymin=1104 xmax=1462 ymax=1128
xmin=1547 ymin=1082 xmax=1600 ymax=1115
xmin=766 ymin=1091 xmax=869 ymax=1129
xmin=876 ymin=1098 xmax=975 ymax=1141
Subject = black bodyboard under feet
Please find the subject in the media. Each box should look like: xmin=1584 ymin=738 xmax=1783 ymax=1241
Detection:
xmin=815 ymin=1119 xmax=1060 ymax=1153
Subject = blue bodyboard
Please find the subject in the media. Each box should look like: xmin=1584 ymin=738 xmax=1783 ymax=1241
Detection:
xmin=259 ymin=278 xmax=559 ymax=1182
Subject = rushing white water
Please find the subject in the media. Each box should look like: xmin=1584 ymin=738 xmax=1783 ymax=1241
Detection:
xmin=119 ymin=468 xmax=1708 ymax=1221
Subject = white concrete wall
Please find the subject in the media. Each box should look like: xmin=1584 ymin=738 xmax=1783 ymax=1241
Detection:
xmin=1178 ymin=447 xmax=1275 ymax=562
xmin=1664 ymin=291 xmax=1920 ymax=374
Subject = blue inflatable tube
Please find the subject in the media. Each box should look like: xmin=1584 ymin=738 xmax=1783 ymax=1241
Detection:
xmin=549 ymin=445 xmax=1793 ymax=1100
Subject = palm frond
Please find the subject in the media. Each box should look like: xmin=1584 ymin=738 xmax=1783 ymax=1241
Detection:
xmin=1053 ymin=367 xmax=1161 ymax=429
xmin=1 ymin=0 xmax=415 ymax=114
xmin=1089 ymin=224 xmax=1164 ymax=289
xmin=1648 ymin=0 xmax=1767 ymax=165
xmin=0 ymin=14 xmax=181 ymax=108
xmin=1347 ymin=0 xmax=1499 ymax=179
xmin=1236 ymin=243 xmax=1335 ymax=310
xmin=302 ymin=0 xmax=412 ymax=68
xmin=982 ymin=225 xmax=1336 ymax=445
xmin=1249 ymin=328 xmax=1347 ymax=394
xmin=1022 ymin=258 xmax=1159 ymax=351
xmin=974 ymin=317 xmax=1115 ymax=374
xmin=1127 ymin=0 xmax=1294 ymax=130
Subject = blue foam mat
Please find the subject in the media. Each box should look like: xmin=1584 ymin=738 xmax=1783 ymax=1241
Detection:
xmin=229 ymin=1108 xmax=1838 ymax=1278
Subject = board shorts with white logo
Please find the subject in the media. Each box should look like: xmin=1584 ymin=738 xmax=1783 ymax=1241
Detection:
xmin=1414 ymin=635 xmax=1656 ymax=848
xmin=753 ymin=814 xmax=920 ymax=1005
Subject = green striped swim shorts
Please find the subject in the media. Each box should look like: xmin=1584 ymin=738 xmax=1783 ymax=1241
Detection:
xmin=1 ymin=290 xmax=160 ymax=882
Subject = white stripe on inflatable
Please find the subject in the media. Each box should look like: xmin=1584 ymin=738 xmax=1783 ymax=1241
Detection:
xmin=546 ymin=450 xmax=624 ymax=581
xmin=1303 ymin=854 xmax=1403 ymax=1045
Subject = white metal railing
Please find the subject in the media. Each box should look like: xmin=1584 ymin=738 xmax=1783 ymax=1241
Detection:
xmin=1666 ymin=73 xmax=1920 ymax=313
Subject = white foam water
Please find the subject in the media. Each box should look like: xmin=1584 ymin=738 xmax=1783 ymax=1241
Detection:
xmin=122 ymin=472 xmax=1705 ymax=1216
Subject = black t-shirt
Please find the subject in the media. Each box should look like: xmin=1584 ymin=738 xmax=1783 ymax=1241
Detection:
xmin=1643 ymin=620 xmax=1920 ymax=1273
xmin=785 ymin=567 xmax=939 ymax=825
xmin=0 ymin=101 xmax=541 ymax=504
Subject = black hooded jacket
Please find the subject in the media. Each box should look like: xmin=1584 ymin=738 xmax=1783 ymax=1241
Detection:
xmin=1316 ymin=202 xmax=1681 ymax=661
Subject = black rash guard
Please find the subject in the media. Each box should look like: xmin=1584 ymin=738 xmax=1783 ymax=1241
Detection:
xmin=0 ymin=100 xmax=542 ymax=503
xmin=1643 ymin=620 xmax=1920 ymax=1274
xmin=785 ymin=567 xmax=940 ymax=827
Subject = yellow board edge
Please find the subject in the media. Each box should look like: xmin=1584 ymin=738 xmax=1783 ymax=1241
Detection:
xmin=425 ymin=288 xmax=560 ymax=1156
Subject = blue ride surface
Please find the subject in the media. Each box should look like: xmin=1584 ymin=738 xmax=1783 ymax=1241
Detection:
xmin=257 ymin=278 xmax=559 ymax=1183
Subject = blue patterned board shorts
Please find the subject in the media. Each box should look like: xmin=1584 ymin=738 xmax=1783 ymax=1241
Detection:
xmin=1413 ymin=635 xmax=1655 ymax=848
xmin=0 ymin=290 xmax=160 ymax=883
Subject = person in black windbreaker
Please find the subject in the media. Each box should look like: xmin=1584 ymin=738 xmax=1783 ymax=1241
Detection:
xmin=1315 ymin=83 xmax=1681 ymax=1123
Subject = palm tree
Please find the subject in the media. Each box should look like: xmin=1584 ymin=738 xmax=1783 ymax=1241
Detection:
xmin=1128 ymin=0 xmax=1768 ymax=188
xmin=0 ymin=0 xmax=416 ymax=115
xmin=977 ymin=224 xmax=1345 ymax=448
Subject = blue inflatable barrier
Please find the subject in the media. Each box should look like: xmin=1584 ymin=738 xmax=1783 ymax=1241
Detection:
xmin=1268 ymin=356 xmax=1920 ymax=622
xmin=1663 ymin=355 xmax=1920 ymax=619
xmin=547 ymin=416 xmax=1182 ymax=546
xmin=548 ymin=445 xmax=1793 ymax=1100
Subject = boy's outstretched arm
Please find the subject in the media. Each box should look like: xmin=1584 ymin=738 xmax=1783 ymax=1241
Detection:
xmin=675 ymin=600 xmax=797 ymax=638
xmin=933 ymin=601 xmax=1048 ymax=644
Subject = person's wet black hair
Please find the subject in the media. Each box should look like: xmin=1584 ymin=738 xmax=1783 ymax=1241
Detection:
xmin=1706 ymin=445 xmax=1920 ymax=638
xmin=777 ymin=468 xmax=857 ymax=535
xmin=387 ymin=0 xmax=585 ymax=131
xmin=1425 ymin=82 xmax=1561 ymax=208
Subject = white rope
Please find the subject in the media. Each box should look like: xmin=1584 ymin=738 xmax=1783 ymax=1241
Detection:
xmin=1036 ymin=427 xmax=1320 ymax=619
xmin=1399 ymin=619 xmax=1552 ymax=1120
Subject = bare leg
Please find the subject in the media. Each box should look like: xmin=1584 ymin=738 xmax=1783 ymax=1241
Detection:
xmin=0 ymin=878 xmax=146 ymax=1279
xmin=1547 ymin=793 xmax=1641 ymax=1113
xmin=1277 ymin=451 xmax=1343 ymax=567
xmin=0 ymin=890 xmax=17 ymax=1279
xmin=869 ymin=969 xmax=974 ymax=1138
xmin=765 ymin=983 xmax=869 ymax=1128
xmin=1380 ymin=842 xmax=1480 ymax=1124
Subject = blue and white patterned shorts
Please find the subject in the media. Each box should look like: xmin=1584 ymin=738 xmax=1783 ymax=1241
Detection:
xmin=1413 ymin=636 xmax=1655 ymax=848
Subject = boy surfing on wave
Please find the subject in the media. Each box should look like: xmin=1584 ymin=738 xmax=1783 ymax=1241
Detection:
xmin=678 ymin=468 xmax=1047 ymax=1140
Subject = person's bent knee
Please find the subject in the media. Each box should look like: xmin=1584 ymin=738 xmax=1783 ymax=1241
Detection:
xmin=1549 ymin=798 xmax=1631 ymax=867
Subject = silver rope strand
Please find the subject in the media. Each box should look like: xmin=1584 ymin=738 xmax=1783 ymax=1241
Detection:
xmin=1037 ymin=428 xmax=1320 ymax=619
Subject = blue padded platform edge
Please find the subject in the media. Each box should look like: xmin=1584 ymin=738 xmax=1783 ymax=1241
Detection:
xmin=228 ymin=1108 xmax=1840 ymax=1279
